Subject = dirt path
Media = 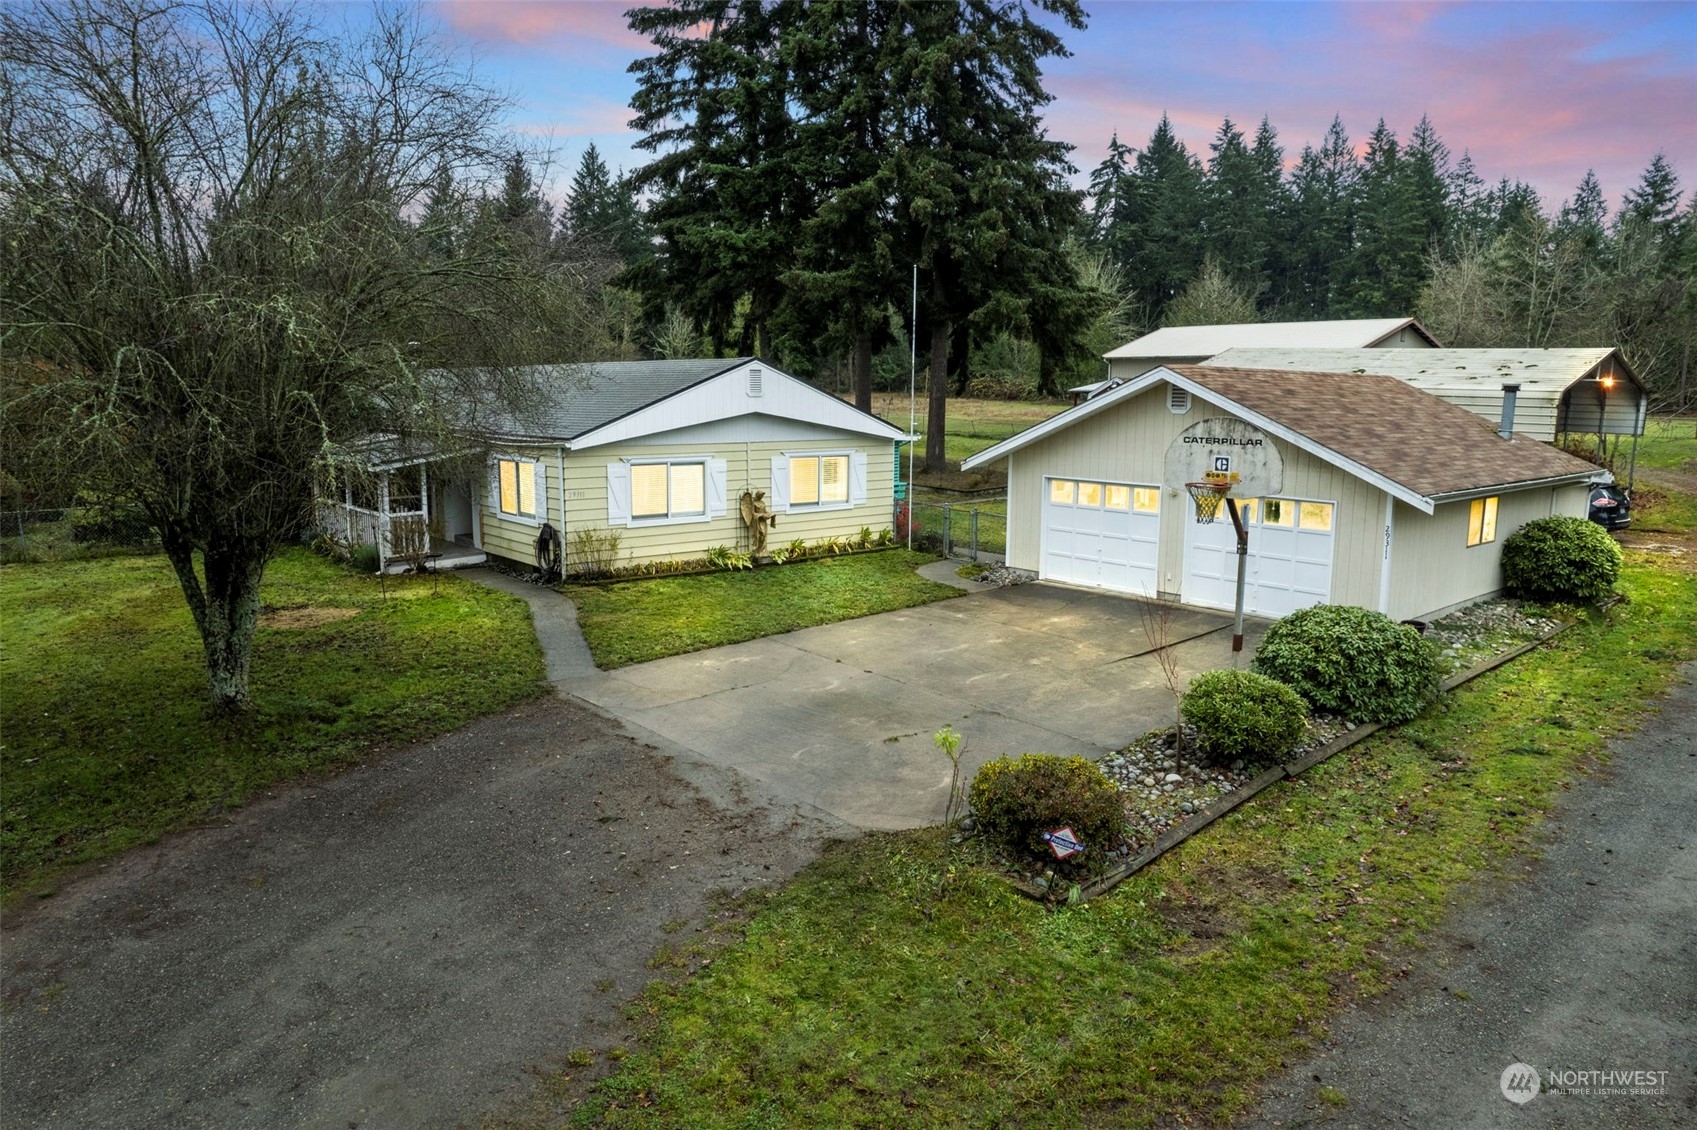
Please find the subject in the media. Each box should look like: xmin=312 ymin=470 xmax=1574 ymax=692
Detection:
xmin=1243 ymin=664 xmax=1697 ymax=1128
xmin=1 ymin=696 xmax=844 ymax=1130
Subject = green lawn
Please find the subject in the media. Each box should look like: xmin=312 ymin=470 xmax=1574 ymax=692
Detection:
xmin=564 ymin=550 xmax=959 ymax=668
xmin=0 ymin=549 xmax=546 ymax=900
xmin=1633 ymin=415 xmax=1697 ymax=474
xmin=543 ymin=550 xmax=1697 ymax=1128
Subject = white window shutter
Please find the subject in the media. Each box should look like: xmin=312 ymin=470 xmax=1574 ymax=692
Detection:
xmin=770 ymin=455 xmax=790 ymax=512
xmin=607 ymin=462 xmax=631 ymax=526
xmin=850 ymin=451 xmax=868 ymax=506
xmin=533 ymin=462 xmax=548 ymax=522
xmin=706 ymin=458 xmax=728 ymax=517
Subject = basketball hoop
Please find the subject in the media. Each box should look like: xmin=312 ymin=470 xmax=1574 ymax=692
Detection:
xmin=1185 ymin=480 xmax=1230 ymax=524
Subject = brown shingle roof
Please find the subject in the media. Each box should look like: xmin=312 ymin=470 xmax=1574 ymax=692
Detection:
xmin=1170 ymin=365 xmax=1600 ymax=498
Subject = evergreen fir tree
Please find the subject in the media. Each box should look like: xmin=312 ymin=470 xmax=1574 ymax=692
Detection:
xmin=1283 ymin=117 xmax=1358 ymax=316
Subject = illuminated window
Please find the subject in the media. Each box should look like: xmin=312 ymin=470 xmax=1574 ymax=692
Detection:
xmin=1235 ymin=498 xmax=1260 ymax=524
xmin=497 ymin=458 xmax=537 ymax=519
xmin=1133 ymin=487 xmax=1161 ymax=514
xmin=1467 ymin=496 xmax=1499 ymax=546
xmin=790 ymin=454 xmax=849 ymax=507
xmin=1299 ymin=501 xmax=1334 ymax=531
xmin=1262 ymin=499 xmax=1293 ymax=527
xmin=1049 ymin=479 xmax=1075 ymax=505
xmin=1078 ymin=481 xmax=1103 ymax=508
xmin=1104 ymin=484 xmax=1130 ymax=510
xmin=632 ymin=461 xmax=706 ymax=521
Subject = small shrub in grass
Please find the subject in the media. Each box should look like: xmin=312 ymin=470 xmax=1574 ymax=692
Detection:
xmin=1181 ymin=669 xmax=1307 ymax=767
xmin=969 ymin=754 xmax=1124 ymax=870
xmin=1501 ymin=516 xmax=1622 ymax=603
xmin=348 ymin=543 xmax=380 ymax=574
xmin=1252 ymin=604 xmax=1442 ymax=725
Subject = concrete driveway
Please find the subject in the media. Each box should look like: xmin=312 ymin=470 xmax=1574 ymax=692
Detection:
xmin=562 ymin=581 xmax=1266 ymax=830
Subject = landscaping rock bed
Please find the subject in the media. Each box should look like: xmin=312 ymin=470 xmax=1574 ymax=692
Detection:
xmin=965 ymin=563 xmax=1036 ymax=587
xmin=1423 ymin=598 xmax=1564 ymax=674
xmin=1101 ymin=715 xmax=1353 ymax=840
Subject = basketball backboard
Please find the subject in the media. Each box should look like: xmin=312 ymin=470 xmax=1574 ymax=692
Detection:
xmin=1162 ymin=416 xmax=1285 ymax=497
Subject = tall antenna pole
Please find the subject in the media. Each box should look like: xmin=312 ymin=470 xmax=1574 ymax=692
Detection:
xmin=907 ymin=263 xmax=918 ymax=551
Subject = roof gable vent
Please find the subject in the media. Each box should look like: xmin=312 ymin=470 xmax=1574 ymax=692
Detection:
xmin=747 ymin=366 xmax=763 ymax=397
xmin=1167 ymin=385 xmax=1191 ymax=414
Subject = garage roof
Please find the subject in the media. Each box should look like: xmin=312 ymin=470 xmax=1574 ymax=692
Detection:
xmin=962 ymin=364 xmax=1603 ymax=513
xmin=1103 ymin=317 xmax=1436 ymax=360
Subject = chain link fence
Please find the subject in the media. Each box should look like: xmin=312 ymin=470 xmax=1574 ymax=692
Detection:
xmin=0 ymin=507 xmax=162 ymax=563
xmin=902 ymin=497 xmax=1007 ymax=561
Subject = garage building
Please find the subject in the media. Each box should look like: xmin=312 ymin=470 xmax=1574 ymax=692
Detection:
xmin=962 ymin=365 xmax=1605 ymax=622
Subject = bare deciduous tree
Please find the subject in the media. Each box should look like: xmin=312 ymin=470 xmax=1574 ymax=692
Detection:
xmin=1 ymin=0 xmax=584 ymax=712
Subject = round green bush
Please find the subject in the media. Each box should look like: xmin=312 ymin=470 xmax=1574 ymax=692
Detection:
xmin=1181 ymin=669 xmax=1308 ymax=766
xmin=1501 ymin=515 xmax=1622 ymax=603
xmin=1251 ymin=604 xmax=1442 ymax=725
xmin=969 ymin=754 xmax=1124 ymax=868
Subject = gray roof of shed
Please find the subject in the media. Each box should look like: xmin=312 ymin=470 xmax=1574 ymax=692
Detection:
xmin=472 ymin=358 xmax=747 ymax=440
xmin=1204 ymin=347 xmax=1634 ymax=397
xmin=1105 ymin=318 xmax=1435 ymax=360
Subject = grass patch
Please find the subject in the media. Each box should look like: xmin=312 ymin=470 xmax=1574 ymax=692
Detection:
xmin=1632 ymin=416 xmax=1697 ymax=475
xmin=564 ymin=550 xmax=958 ymax=669
xmin=0 ymin=549 xmax=546 ymax=900
xmin=560 ymin=554 xmax=1696 ymax=1128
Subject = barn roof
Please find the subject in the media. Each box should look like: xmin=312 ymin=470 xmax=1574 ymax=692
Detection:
xmin=1104 ymin=318 xmax=1436 ymax=360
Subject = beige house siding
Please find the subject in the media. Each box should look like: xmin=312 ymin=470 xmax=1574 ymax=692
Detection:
xmin=479 ymin=446 xmax=565 ymax=564
xmin=1385 ymin=487 xmax=1566 ymax=621
xmin=1003 ymin=385 xmax=1387 ymax=606
xmin=551 ymin=433 xmax=896 ymax=568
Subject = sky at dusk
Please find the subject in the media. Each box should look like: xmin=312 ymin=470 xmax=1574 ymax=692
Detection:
xmin=408 ymin=0 xmax=1696 ymax=215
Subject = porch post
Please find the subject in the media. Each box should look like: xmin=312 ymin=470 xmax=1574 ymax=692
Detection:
xmin=420 ymin=463 xmax=431 ymax=550
xmin=377 ymin=471 xmax=390 ymax=573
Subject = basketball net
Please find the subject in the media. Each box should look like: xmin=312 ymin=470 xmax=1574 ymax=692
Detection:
xmin=1185 ymin=480 xmax=1230 ymax=524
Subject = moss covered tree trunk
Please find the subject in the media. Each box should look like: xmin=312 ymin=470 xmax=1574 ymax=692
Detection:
xmin=162 ymin=533 xmax=267 ymax=713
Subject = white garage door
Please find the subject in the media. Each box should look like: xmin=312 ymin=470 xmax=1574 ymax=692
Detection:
xmin=1042 ymin=478 xmax=1160 ymax=595
xmin=1184 ymin=496 xmax=1336 ymax=618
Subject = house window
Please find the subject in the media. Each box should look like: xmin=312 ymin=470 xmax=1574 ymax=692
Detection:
xmin=1299 ymin=501 xmax=1334 ymax=531
xmin=1050 ymin=479 xmax=1075 ymax=505
xmin=1133 ymin=487 xmax=1161 ymax=514
xmin=631 ymin=461 xmax=706 ymax=521
xmin=1467 ymin=496 xmax=1499 ymax=546
xmin=1077 ymin=481 xmax=1103 ymax=508
xmin=497 ymin=458 xmax=537 ymax=519
xmin=1261 ymin=498 xmax=1293 ymax=527
xmin=791 ymin=454 xmax=849 ymax=507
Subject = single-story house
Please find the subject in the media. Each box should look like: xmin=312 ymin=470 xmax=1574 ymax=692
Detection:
xmin=1097 ymin=317 xmax=1438 ymax=387
xmin=316 ymin=358 xmax=908 ymax=572
xmin=960 ymin=364 xmax=1605 ymax=623
xmin=1203 ymin=346 xmax=1647 ymax=445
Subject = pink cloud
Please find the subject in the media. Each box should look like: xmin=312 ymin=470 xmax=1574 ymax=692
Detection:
xmin=1046 ymin=5 xmax=1696 ymax=209
xmin=431 ymin=1 xmax=649 ymax=52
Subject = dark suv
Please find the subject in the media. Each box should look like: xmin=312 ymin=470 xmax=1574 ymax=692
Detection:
xmin=1587 ymin=484 xmax=1631 ymax=531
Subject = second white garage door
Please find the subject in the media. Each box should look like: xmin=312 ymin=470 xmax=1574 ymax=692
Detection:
xmin=1042 ymin=478 xmax=1161 ymax=595
xmin=1184 ymin=496 xmax=1336 ymax=618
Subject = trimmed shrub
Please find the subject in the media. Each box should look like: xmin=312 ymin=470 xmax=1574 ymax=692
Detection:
xmin=349 ymin=543 xmax=381 ymax=574
xmin=1252 ymin=604 xmax=1442 ymax=725
xmin=1501 ymin=515 xmax=1622 ymax=603
xmin=1181 ymin=669 xmax=1308 ymax=767
xmin=969 ymin=754 xmax=1124 ymax=868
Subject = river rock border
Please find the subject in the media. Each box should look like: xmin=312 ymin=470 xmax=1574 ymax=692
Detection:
xmin=1002 ymin=614 xmax=1579 ymax=904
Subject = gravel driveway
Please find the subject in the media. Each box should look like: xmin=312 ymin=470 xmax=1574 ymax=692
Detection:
xmin=1244 ymin=664 xmax=1697 ymax=1128
xmin=1 ymin=696 xmax=842 ymax=1130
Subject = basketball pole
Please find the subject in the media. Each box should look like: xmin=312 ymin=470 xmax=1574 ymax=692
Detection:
xmin=1227 ymin=498 xmax=1249 ymax=654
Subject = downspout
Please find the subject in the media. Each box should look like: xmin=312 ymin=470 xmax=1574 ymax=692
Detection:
xmin=558 ymin=445 xmax=569 ymax=566
xmin=1378 ymin=493 xmax=1394 ymax=615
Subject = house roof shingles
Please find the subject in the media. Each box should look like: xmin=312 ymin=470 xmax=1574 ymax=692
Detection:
xmin=1172 ymin=365 xmax=1600 ymax=498
xmin=476 ymin=358 xmax=747 ymax=441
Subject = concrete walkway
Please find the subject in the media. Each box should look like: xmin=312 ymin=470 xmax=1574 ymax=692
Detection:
xmin=463 ymin=568 xmax=598 ymax=680
xmin=1243 ymin=664 xmax=1697 ymax=1129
